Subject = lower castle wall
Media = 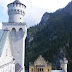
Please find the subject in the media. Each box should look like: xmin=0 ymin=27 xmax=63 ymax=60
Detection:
xmin=0 ymin=61 xmax=15 ymax=72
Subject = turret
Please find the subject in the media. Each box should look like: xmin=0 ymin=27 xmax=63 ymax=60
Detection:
xmin=7 ymin=0 xmax=26 ymax=23
xmin=60 ymin=58 xmax=68 ymax=72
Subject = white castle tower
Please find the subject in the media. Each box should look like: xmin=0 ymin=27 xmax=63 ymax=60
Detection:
xmin=60 ymin=58 xmax=68 ymax=72
xmin=2 ymin=0 xmax=27 ymax=72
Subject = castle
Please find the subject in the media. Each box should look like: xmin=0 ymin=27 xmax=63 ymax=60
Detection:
xmin=29 ymin=55 xmax=68 ymax=72
xmin=29 ymin=55 xmax=51 ymax=72
xmin=0 ymin=0 xmax=68 ymax=72
xmin=0 ymin=0 xmax=27 ymax=72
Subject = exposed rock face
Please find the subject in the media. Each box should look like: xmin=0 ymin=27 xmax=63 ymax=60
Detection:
xmin=41 ymin=12 xmax=49 ymax=22
xmin=39 ymin=12 xmax=49 ymax=25
xmin=64 ymin=1 xmax=72 ymax=15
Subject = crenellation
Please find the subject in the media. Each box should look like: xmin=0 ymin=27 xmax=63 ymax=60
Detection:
xmin=8 ymin=3 xmax=26 ymax=9
xmin=8 ymin=9 xmax=25 ymax=16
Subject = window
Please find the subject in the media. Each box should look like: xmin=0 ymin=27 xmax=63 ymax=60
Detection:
xmin=38 ymin=68 xmax=39 ymax=71
xmin=40 ymin=68 xmax=41 ymax=71
xmin=13 ymin=4 xmax=14 ymax=6
xmin=17 ymin=10 xmax=19 ymax=11
xmin=42 ymin=68 xmax=43 ymax=71
xmin=48 ymin=69 xmax=49 ymax=72
xmin=21 ymin=11 xmax=22 ymax=14
xmin=18 ymin=28 xmax=23 ymax=38
xmin=22 ymin=5 xmax=23 ymax=8
xmin=11 ymin=28 xmax=16 ymax=37
xmin=14 ymin=10 xmax=15 ymax=11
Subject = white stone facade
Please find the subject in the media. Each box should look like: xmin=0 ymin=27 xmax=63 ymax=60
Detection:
xmin=60 ymin=58 xmax=68 ymax=72
xmin=7 ymin=0 xmax=26 ymax=23
xmin=0 ymin=61 xmax=15 ymax=72
xmin=2 ymin=0 xmax=27 ymax=72
xmin=2 ymin=22 xmax=27 ymax=72
xmin=0 ymin=31 xmax=15 ymax=72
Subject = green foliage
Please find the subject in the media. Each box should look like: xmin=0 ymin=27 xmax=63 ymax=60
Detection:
xmin=25 ymin=9 xmax=72 ymax=71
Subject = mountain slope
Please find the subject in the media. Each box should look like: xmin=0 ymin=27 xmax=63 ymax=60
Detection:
xmin=25 ymin=1 xmax=72 ymax=71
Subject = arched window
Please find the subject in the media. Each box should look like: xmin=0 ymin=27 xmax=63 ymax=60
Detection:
xmin=40 ymin=68 xmax=41 ymax=71
xmin=11 ymin=28 xmax=16 ymax=37
xmin=18 ymin=28 xmax=23 ymax=37
xmin=42 ymin=68 xmax=43 ymax=71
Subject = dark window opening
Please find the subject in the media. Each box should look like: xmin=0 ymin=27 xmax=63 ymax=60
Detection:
xmin=11 ymin=28 xmax=16 ymax=37
xmin=17 ymin=10 xmax=19 ymax=11
xmin=14 ymin=10 xmax=15 ymax=11
xmin=48 ymin=69 xmax=49 ymax=72
xmin=42 ymin=68 xmax=43 ymax=71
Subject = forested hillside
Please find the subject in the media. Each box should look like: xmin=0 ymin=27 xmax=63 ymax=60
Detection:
xmin=25 ymin=1 xmax=72 ymax=72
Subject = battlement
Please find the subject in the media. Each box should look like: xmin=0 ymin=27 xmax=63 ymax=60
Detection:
xmin=7 ymin=3 xmax=26 ymax=8
xmin=8 ymin=3 xmax=26 ymax=16
xmin=8 ymin=9 xmax=25 ymax=16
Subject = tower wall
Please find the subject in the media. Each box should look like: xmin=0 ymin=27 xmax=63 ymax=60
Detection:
xmin=9 ymin=14 xmax=24 ymax=23
xmin=60 ymin=58 xmax=68 ymax=72
xmin=2 ymin=23 xmax=27 ymax=72
xmin=7 ymin=2 xmax=26 ymax=23
xmin=2 ymin=0 xmax=27 ymax=72
xmin=60 ymin=63 xmax=67 ymax=72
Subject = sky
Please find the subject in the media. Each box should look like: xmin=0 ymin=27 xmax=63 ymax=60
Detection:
xmin=0 ymin=0 xmax=71 ymax=28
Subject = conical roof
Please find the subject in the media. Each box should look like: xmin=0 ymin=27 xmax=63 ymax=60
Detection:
xmin=7 ymin=0 xmax=26 ymax=8
xmin=13 ymin=0 xmax=22 ymax=4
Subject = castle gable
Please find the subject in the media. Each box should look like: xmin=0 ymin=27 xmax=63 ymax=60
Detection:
xmin=34 ymin=55 xmax=47 ymax=66
xmin=29 ymin=55 xmax=51 ymax=72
